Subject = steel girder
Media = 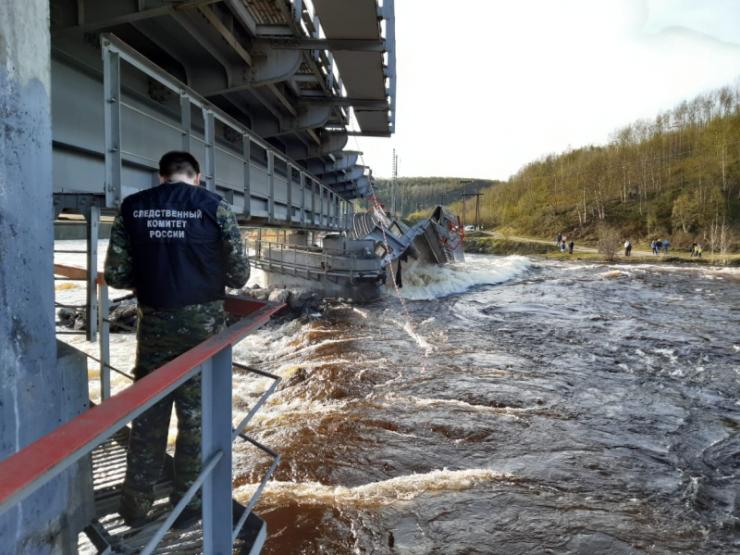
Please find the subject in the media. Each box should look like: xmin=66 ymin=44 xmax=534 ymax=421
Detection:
xmin=303 ymin=151 xmax=359 ymax=175
xmin=51 ymin=0 xmax=393 ymax=214
xmin=321 ymin=165 xmax=367 ymax=184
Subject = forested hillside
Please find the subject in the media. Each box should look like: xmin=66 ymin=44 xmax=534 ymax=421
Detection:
xmin=443 ymin=83 xmax=740 ymax=250
xmin=373 ymin=177 xmax=500 ymax=217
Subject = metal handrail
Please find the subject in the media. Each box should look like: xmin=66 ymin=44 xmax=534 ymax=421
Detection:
xmin=101 ymin=33 xmax=349 ymax=230
xmin=233 ymin=434 xmax=280 ymax=542
xmin=251 ymin=239 xmax=377 ymax=262
xmin=54 ymin=263 xmax=117 ymax=400
xmin=251 ymin=239 xmax=376 ymax=259
xmin=141 ymin=449 xmax=223 ymax=554
xmin=232 ymin=363 xmax=281 ymax=440
xmin=1 ymin=279 xmax=285 ymax=553
xmin=248 ymin=238 xmax=385 ymax=284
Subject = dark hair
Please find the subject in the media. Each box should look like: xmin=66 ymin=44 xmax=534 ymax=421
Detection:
xmin=158 ymin=151 xmax=200 ymax=179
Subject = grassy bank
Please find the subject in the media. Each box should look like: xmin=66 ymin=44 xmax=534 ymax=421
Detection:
xmin=463 ymin=236 xmax=561 ymax=255
xmin=541 ymin=251 xmax=740 ymax=266
xmin=463 ymin=233 xmax=740 ymax=266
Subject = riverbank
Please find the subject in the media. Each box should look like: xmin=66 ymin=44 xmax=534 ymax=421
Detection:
xmin=463 ymin=236 xmax=561 ymax=256
xmin=463 ymin=233 xmax=740 ymax=266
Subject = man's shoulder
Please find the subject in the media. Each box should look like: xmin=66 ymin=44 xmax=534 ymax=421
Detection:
xmin=120 ymin=185 xmax=170 ymax=210
xmin=120 ymin=187 xmax=153 ymax=209
xmin=189 ymin=184 xmax=222 ymax=203
xmin=121 ymin=183 xmax=222 ymax=209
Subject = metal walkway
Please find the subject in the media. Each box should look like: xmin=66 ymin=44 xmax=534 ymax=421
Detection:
xmin=0 ymin=275 xmax=285 ymax=554
xmin=79 ymin=421 xmax=265 ymax=553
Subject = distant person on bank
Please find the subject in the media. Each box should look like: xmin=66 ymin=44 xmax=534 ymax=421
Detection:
xmin=568 ymin=240 xmax=574 ymax=255
xmin=663 ymin=239 xmax=670 ymax=254
xmin=624 ymin=240 xmax=632 ymax=257
xmin=104 ymin=151 xmax=249 ymax=528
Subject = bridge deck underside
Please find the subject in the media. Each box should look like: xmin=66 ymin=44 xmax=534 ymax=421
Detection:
xmin=53 ymin=54 xmax=347 ymax=230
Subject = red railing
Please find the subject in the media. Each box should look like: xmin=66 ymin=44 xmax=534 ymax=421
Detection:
xmin=0 ymin=279 xmax=284 ymax=553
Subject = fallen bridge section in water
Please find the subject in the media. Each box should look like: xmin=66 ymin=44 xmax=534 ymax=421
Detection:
xmin=248 ymin=205 xmax=465 ymax=301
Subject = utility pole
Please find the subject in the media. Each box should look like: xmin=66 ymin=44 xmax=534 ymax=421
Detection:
xmin=458 ymin=179 xmax=474 ymax=228
xmin=460 ymin=192 xmax=483 ymax=230
xmin=390 ymin=148 xmax=398 ymax=216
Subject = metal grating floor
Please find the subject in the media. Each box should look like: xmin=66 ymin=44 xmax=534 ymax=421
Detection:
xmin=78 ymin=428 xmax=265 ymax=554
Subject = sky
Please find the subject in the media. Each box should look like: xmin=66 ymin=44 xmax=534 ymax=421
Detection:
xmin=351 ymin=0 xmax=740 ymax=180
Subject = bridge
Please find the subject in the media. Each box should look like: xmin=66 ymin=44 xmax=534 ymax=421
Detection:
xmin=51 ymin=0 xmax=396 ymax=226
xmin=0 ymin=1 xmax=396 ymax=553
xmin=49 ymin=0 xmax=397 ymax=339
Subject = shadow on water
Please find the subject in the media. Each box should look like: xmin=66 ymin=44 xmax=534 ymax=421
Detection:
xmin=232 ymin=256 xmax=740 ymax=554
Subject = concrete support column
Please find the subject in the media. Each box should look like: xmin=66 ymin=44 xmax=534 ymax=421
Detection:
xmin=0 ymin=2 xmax=71 ymax=553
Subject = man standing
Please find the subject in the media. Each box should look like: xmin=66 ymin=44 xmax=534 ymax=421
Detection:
xmin=105 ymin=151 xmax=249 ymax=528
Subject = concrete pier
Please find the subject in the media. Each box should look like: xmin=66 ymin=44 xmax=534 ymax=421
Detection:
xmin=0 ymin=3 xmax=84 ymax=553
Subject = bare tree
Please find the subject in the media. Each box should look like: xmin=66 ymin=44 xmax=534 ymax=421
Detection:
xmin=597 ymin=225 xmax=622 ymax=262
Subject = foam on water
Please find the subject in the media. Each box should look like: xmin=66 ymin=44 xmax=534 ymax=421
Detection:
xmin=394 ymin=319 xmax=433 ymax=355
xmin=238 ymin=397 xmax=351 ymax=429
xmin=393 ymin=254 xmax=531 ymax=301
xmin=234 ymin=468 xmax=512 ymax=509
xmin=558 ymin=259 xmax=740 ymax=281
xmin=378 ymin=393 xmax=540 ymax=418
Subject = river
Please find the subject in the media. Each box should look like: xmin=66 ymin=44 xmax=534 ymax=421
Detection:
xmin=232 ymin=254 xmax=740 ymax=554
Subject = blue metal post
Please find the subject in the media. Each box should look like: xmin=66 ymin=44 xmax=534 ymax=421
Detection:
xmin=268 ymin=152 xmax=275 ymax=223
xmin=203 ymin=109 xmax=216 ymax=192
xmin=98 ymin=282 xmax=111 ymax=400
xmin=180 ymin=93 xmax=191 ymax=151
xmin=319 ymin=185 xmax=324 ymax=227
xmin=201 ymin=347 xmax=233 ymax=554
xmin=286 ymin=163 xmax=293 ymax=224
xmin=311 ymin=181 xmax=317 ymax=225
xmin=102 ymin=41 xmax=122 ymax=208
xmin=242 ymin=136 xmax=251 ymax=218
xmin=85 ymin=205 xmax=99 ymax=341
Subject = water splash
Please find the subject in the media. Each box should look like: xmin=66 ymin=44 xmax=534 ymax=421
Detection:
xmin=395 ymin=254 xmax=531 ymax=301
xmin=235 ymin=468 xmax=513 ymax=509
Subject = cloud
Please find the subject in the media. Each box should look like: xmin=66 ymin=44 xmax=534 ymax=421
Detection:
xmin=643 ymin=0 xmax=740 ymax=45
xmin=353 ymin=0 xmax=740 ymax=180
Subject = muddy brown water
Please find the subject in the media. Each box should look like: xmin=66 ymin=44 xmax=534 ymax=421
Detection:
xmin=231 ymin=255 xmax=740 ymax=554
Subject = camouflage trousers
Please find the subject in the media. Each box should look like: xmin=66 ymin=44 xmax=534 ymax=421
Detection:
xmin=120 ymin=301 xmax=225 ymax=521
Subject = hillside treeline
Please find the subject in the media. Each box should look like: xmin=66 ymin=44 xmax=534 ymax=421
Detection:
xmin=445 ymin=83 xmax=740 ymax=250
xmin=373 ymin=177 xmax=500 ymax=217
